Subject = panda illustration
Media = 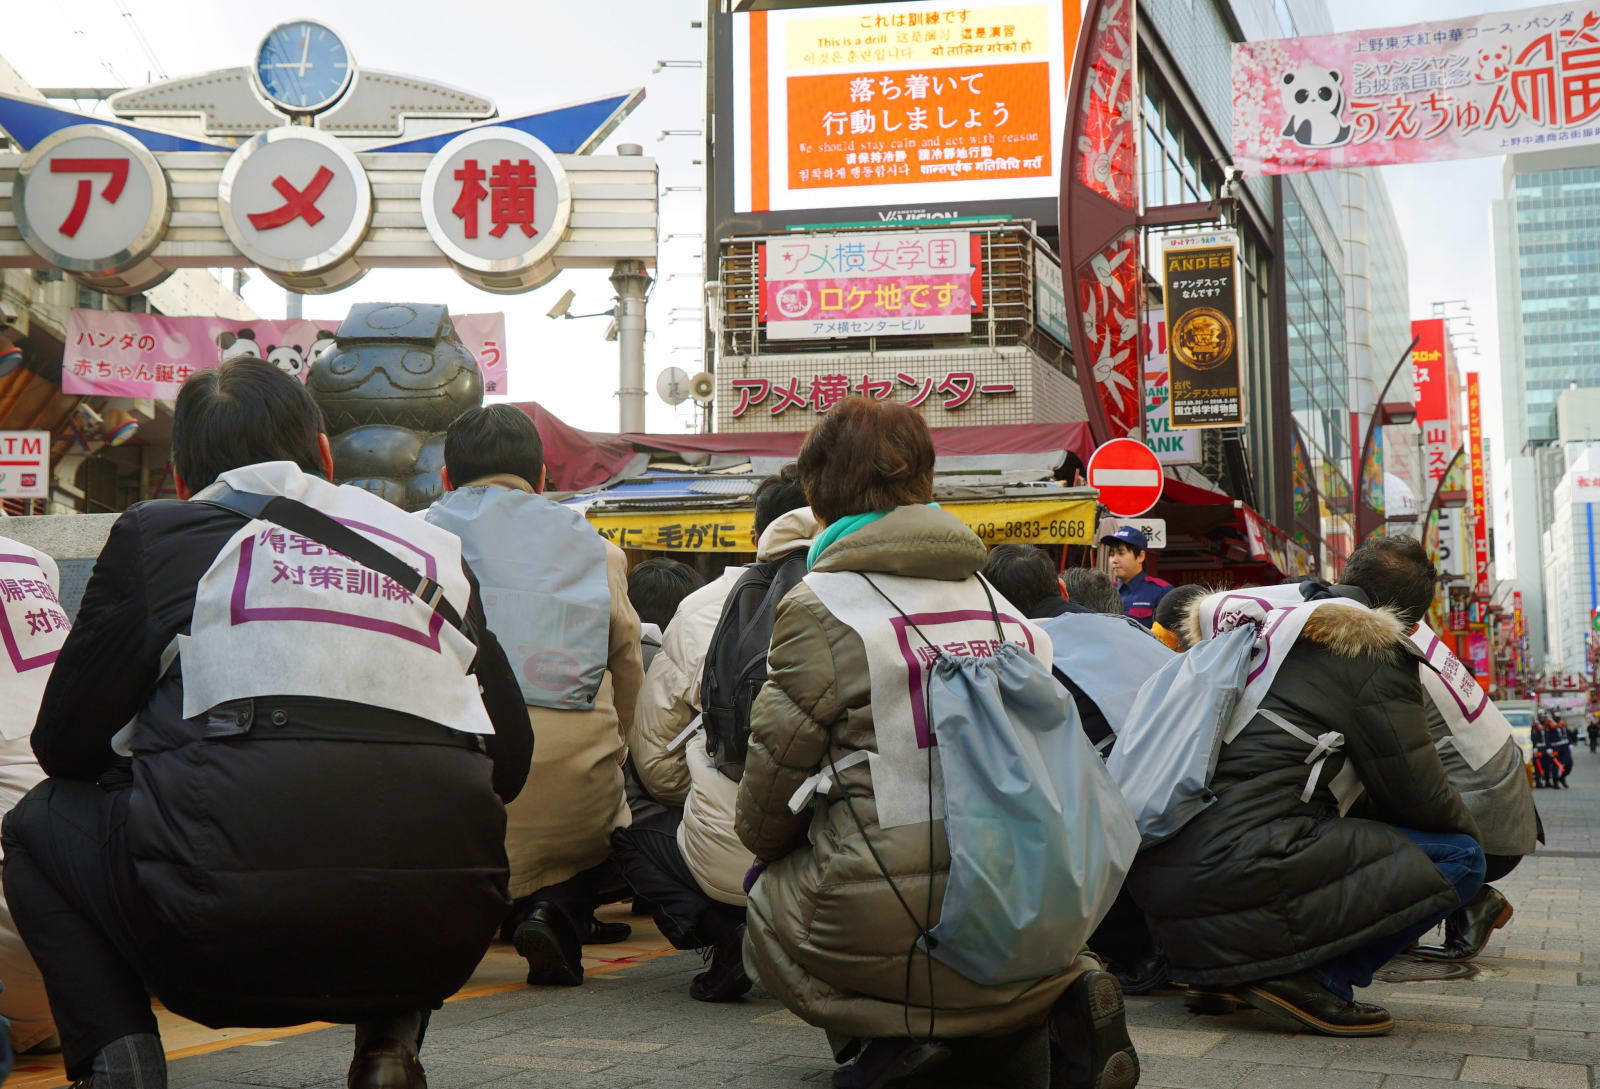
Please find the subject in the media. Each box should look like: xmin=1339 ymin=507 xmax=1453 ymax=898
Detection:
xmin=217 ymin=329 xmax=262 ymax=363
xmin=1475 ymin=44 xmax=1511 ymax=83
xmin=1280 ymin=66 xmax=1351 ymax=148
xmin=266 ymin=344 xmax=307 ymax=379
xmin=306 ymin=330 xmax=338 ymax=370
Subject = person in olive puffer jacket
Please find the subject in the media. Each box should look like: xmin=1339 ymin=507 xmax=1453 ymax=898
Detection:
xmin=736 ymin=397 xmax=1138 ymax=1089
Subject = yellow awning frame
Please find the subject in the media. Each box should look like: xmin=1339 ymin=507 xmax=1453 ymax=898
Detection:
xmin=586 ymin=495 xmax=1100 ymax=553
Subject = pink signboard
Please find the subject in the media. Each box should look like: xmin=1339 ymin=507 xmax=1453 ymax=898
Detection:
xmin=1233 ymin=3 xmax=1600 ymax=175
xmin=62 ymin=310 xmax=508 ymax=399
xmin=757 ymin=230 xmax=983 ymax=340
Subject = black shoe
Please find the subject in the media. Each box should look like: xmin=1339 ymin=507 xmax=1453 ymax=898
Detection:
xmin=1049 ymin=969 xmax=1139 ymax=1089
xmin=581 ymin=915 xmax=632 ymax=944
xmin=514 ymin=903 xmax=583 ymax=987
xmin=1413 ymin=885 xmax=1512 ymax=962
xmin=832 ymin=1039 xmax=953 ymax=1089
xmin=1110 ymin=952 xmax=1169 ymax=996
xmin=347 ymin=1040 xmax=427 ymax=1089
xmin=690 ymin=924 xmax=753 ymax=1002
xmin=1241 ymin=973 xmax=1394 ymax=1036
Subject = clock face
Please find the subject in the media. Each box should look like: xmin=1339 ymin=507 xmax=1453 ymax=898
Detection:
xmin=254 ymin=21 xmax=353 ymax=114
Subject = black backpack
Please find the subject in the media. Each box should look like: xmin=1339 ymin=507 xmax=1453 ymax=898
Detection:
xmin=699 ymin=550 xmax=808 ymax=781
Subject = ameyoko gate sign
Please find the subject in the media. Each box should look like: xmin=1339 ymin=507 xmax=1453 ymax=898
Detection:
xmin=0 ymin=20 xmax=654 ymax=295
xmin=6 ymin=123 xmax=606 ymax=296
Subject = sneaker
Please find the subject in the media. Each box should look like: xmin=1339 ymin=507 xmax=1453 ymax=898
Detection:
xmin=690 ymin=924 xmax=753 ymax=1002
xmin=513 ymin=903 xmax=583 ymax=987
xmin=1049 ymin=969 xmax=1139 ymax=1089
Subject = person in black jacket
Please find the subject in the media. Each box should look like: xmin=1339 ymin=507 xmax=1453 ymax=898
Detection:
xmin=1126 ymin=537 xmax=1484 ymax=1037
xmin=2 ymin=361 xmax=531 ymax=1089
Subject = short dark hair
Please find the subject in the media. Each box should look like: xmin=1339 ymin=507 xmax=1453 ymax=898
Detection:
xmin=627 ymin=557 xmax=706 ymax=630
xmin=1343 ymin=535 xmax=1436 ymax=625
xmin=1061 ymin=567 xmax=1123 ymax=614
xmin=797 ymin=397 xmax=935 ymax=523
xmin=172 ymin=359 xmax=325 ymax=493
xmin=1154 ymin=584 xmax=1208 ymax=647
xmin=982 ymin=545 xmax=1060 ymax=615
xmin=444 ymin=404 xmax=544 ymax=489
xmin=753 ymin=463 xmax=808 ymax=536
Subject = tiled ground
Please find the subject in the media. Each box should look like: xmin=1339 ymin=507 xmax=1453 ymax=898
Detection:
xmin=14 ymin=754 xmax=1598 ymax=1089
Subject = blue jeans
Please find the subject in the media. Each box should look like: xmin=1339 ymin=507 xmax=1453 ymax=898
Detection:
xmin=1311 ymin=827 xmax=1485 ymax=1002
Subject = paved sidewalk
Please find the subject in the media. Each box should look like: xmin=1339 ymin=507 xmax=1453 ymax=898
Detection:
xmin=16 ymin=754 xmax=1599 ymax=1089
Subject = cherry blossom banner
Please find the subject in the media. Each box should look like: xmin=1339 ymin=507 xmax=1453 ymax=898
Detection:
xmin=62 ymin=310 xmax=507 ymax=399
xmin=1233 ymin=3 xmax=1600 ymax=175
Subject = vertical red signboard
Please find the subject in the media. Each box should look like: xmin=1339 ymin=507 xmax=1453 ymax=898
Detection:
xmin=1467 ymin=371 xmax=1489 ymax=596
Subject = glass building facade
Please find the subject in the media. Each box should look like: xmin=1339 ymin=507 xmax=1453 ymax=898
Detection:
xmin=1505 ymin=161 xmax=1600 ymax=444
xmin=1282 ymin=185 xmax=1354 ymax=572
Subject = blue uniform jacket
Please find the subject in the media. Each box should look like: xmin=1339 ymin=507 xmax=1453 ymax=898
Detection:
xmin=1117 ymin=571 xmax=1172 ymax=628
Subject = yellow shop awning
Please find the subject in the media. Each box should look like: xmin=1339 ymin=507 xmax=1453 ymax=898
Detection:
xmin=586 ymin=494 xmax=1099 ymax=553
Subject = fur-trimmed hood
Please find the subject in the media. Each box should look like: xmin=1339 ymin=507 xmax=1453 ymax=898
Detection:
xmin=1181 ymin=589 xmax=1408 ymax=659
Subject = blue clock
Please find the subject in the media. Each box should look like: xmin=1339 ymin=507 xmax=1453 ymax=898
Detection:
xmin=253 ymin=20 xmax=354 ymax=114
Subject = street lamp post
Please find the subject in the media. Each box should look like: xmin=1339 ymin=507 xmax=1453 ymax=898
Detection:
xmin=1353 ymin=334 xmax=1422 ymax=544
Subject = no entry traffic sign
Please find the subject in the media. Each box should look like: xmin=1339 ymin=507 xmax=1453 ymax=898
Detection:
xmin=1087 ymin=437 xmax=1163 ymax=517
xmin=0 ymin=431 xmax=48 ymax=499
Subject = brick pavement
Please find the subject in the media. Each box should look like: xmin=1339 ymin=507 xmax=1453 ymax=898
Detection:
xmin=54 ymin=752 xmax=1600 ymax=1089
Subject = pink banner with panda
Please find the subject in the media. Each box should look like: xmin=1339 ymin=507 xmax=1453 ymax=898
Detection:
xmin=1232 ymin=2 xmax=1600 ymax=176
xmin=61 ymin=310 xmax=508 ymax=399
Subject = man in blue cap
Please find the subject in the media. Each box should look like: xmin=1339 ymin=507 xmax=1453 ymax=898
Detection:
xmin=1101 ymin=524 xmax=1171 ymax=628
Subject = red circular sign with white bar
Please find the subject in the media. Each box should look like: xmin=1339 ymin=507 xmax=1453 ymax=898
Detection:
xmin=1087 ymin=437 xmax=1164 ymax=517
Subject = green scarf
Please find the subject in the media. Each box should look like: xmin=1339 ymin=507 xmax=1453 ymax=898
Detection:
xmin=806 ymin=510 xmax=887 ymax=570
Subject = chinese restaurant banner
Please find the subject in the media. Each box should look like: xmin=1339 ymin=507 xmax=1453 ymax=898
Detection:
xmin=61 ymin=310 xmax=508 ymax=399
xmin=758 ymin=229 xmax=982 ymax=339
xmin=1161 ymin=231 xmax=1245 ymax=429
xmin=585 ymin=494 xmax=1099 ymax=553
xmin=1233 ymin=3 xmax=1600 ymax=176
xmin=731 ymin=0 xmax=1080 ymax=218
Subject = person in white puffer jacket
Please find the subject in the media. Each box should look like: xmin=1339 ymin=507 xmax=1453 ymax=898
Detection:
xmin=614 ymin=468 xmax=816 ymax=1002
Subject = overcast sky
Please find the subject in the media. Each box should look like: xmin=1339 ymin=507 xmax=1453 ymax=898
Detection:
xmin=3 ymin=0 xmax=710 ymax=433
xmin=0 ymin=0 xmax=1568 ymax=473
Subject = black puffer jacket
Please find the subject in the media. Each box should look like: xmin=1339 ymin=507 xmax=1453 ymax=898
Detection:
xmin=1124 ymin=592 xmax=1479 ymax=987
xmin=29 ymin=495 xmax=532 ymax=1025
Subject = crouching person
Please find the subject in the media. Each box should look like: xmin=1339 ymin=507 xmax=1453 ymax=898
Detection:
xmin=614 ymin=466 xmax=814 ymax=1001
xmin=1125 ymin=536 xmax=1483 ymax=1036
xmin=736 ymin=398 xmax=1138 ymax=1089
xmin=3 ymin=360 xmax=532 ymax=1089
xmin=427 ymin=405 xmax=643 ymax=986
xmin=1406 ymin=621 xmax=1538 ymax=962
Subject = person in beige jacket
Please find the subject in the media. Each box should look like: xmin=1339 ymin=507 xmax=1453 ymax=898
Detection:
xmin=736 ymin=398 xmax=1138 ymax=1089
xmin=615 ymin=467 xmax=815 ymax=1001
xmin=426 ymin=405 xmax=643 ymax=988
